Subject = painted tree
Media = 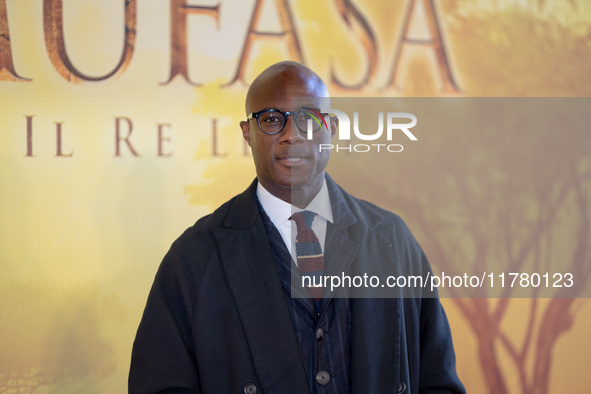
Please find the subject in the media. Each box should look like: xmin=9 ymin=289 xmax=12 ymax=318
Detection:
xmin=329 ymin=100 xmax=591 ymax=393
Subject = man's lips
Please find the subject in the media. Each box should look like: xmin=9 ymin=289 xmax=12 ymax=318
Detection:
xmin=276 ymin=155 xmax=308 ymax=166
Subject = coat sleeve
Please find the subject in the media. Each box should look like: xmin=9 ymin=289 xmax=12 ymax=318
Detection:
xmin=397 ymin=219 xmax=466 ymax=394
xmin=417 ymin=296 xmax=466 ymax=394
xmin=129 ymin=238 xmax=203 ymax=394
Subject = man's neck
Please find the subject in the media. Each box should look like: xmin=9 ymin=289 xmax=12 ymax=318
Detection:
xmin=261 ymin=174 xmax=325 ymax=208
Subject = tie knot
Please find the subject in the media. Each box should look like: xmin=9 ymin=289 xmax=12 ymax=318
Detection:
xmin=290 ymin=210 xmax=316 ymax=231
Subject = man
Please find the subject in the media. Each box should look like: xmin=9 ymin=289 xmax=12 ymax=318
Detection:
xmin=129 ymin=61 xmax=465 ymax=394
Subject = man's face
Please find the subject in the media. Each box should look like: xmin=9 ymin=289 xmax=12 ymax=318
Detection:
xmin=240 ymin=68 xmax=335 ymax=203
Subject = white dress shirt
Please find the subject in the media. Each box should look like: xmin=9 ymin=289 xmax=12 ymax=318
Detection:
xmin=256 ymin=178 xmax=334 ymax=265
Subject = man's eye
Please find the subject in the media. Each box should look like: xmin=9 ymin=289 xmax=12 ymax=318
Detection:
xmin=263 ymin=116 xmax=281 ymax=123
xmin=296 ymin=113 xmax=313 ymax=122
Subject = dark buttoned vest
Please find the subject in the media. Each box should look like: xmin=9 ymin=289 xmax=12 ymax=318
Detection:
xmin=258 ymin=203 xmax=351 ymax=394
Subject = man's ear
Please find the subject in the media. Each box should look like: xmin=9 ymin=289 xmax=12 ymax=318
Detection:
xmin=240 ymin=120 xmax=251 ymax=146
xmin=329 ymin=116 xmax=338 ymax=139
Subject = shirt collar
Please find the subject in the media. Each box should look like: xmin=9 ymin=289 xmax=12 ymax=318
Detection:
xmin=256 ymin=178 xmax=334 ymax=227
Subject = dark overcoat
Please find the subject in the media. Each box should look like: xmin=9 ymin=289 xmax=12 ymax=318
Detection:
xmin=129 ymin=176 xmax=465 ymax=394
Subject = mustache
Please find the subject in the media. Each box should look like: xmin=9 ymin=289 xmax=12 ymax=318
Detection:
xmin=275 ymin=147 xmax=311 ymax=158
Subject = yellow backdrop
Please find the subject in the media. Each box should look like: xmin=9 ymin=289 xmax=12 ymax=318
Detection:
xmin=1 ymin=0 xmax=590 ymax=392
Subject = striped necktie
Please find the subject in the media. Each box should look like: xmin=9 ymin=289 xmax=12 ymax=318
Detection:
xmin=290 ymin=210 xmax=324 ymax=313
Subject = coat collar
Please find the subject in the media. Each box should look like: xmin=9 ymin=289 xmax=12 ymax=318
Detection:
xmin=219 ymin=178 xmax=260 ymax=229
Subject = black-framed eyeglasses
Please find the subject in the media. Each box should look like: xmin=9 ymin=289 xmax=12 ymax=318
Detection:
xmin=246 ymin=107 xmax=329 ymax=135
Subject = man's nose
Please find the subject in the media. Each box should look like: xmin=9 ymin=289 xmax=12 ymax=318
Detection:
xmin=279 ymin=117 xmax=305 ymax=143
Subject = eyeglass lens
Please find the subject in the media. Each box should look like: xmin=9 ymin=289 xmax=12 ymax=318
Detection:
xmin=258 ymin=109 xmax=322 ymax=135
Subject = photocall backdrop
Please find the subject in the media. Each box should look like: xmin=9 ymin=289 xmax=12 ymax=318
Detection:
xmin=1 ymin=0 xmax=590 ymax=392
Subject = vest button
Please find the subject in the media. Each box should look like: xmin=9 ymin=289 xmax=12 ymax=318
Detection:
xmin=397 ymin=381 xmax=407 ymax=393
xmin=316 ymin=370 xmax=330 ymax=385
xmin=243 ymin=382 xmax=257 ymax=394
xmin=316 ymin=328 xmax=324 ymax=341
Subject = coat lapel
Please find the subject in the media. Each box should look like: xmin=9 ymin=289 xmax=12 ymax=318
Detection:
xmin=213 ymin=181 xmax=310 ymax=394
xmin=324 ymin=176 xmax=403 ymax=392
xmin=317 ymin=176 xmax=361 ymax=314
xmin=318 ymin=219 xmax=360 ymax=315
